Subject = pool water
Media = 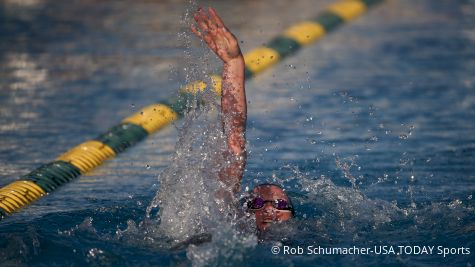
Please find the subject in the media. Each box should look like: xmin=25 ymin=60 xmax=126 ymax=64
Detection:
xmin=1 ymin=0 xmax=474 ymax=266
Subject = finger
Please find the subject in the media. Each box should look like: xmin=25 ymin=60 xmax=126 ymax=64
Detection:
xmin=209 ymin=40 xmax=218 ymax=52
xmin=194 ymin=17 xmax=209 ymax=33
xmin=191 ymin=25 xmax=203 ymax=38
xmin=203 ymin=34 xmax=217 ymax=50
xmin=207 ymin=28 xmax=217 ymax=39
xmin=208 ymin=7 xmax=225 ymax=29
xmin=207 ymin=17 xmax=217 ymax=31
xmin=201 ymin=8 xmax=217 ymax=31
xmin=194 ymin=12 xmax=209 ymax=32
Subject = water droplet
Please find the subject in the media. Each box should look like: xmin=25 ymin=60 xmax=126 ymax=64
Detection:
xmin=448 ymin=199 xmax=462 ymax=208
xmin=88 ymin=248 xmax=104 ymax=258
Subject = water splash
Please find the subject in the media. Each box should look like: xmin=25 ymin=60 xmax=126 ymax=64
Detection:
xmin=335 ymin=155 xmax=360 ymax=189
xmin=58 ymin=217 xmax=97 ymax=236
xmin=124 ymin=3 xmax=259 ymax=264
xmin=146 ymin=100 xmax=230 ymax=241
xmin=138 ymin=84 xmax=258 ymax=266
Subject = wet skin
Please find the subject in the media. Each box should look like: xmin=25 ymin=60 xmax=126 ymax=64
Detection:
xmin=190 ymin=8 xmax=292 ymax=231
xmin=251 ymin=185 xmax=293 ymax=231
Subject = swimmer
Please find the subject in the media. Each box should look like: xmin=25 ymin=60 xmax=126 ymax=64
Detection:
xmin=191 ymin=7 xmax=294 ymax=231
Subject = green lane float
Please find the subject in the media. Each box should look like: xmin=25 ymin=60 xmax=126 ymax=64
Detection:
xmin=21 ymin=161 xmax=81 ymax=193
xmin=0 ymin=0 xmax=384 ymax=220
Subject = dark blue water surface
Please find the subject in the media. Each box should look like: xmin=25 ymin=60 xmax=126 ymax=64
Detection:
xmin=1 ymin=0 xmax=474 ymax=266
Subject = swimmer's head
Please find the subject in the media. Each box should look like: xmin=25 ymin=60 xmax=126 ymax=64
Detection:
xmin=246 ymin=183 xmax=294 ymax=231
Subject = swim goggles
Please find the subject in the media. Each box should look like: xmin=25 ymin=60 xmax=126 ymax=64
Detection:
xmin=246 ymin=197 xmax=294 ymax=212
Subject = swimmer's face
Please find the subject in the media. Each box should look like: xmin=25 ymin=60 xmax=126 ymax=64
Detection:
xmin=250 ymin=185 xmax=293 ymax=231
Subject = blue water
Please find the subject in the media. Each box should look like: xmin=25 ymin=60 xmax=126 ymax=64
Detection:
xmin=1 ymin=0 xmax=474 ymax=266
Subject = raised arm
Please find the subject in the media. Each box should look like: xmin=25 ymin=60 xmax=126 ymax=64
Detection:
xmin=191 ymin=7 xmax=247 ymax=193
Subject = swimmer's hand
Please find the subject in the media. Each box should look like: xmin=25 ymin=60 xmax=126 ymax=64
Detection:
xmin=191 ymin=7 xmax=242 ymax=63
